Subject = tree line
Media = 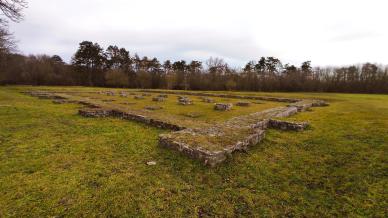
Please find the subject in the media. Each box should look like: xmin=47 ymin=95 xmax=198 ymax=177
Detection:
xmin=1 ymin=0 xmax=387 ymax=93
xmin=1 ymin=40 xmax=387 ymax=93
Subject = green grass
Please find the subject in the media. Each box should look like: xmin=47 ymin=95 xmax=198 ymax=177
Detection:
xmin=0 ymin=86 xmax=387 ymax=217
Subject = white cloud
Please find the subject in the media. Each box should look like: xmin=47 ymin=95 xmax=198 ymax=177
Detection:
xmin=8 ymin=0 xmax=388 ymax=67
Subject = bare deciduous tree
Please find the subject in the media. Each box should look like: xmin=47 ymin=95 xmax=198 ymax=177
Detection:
xmin=0 ymin=0 xmax=27 ymax=22
xmin=0 ymin=26 xmax=15 ymax=53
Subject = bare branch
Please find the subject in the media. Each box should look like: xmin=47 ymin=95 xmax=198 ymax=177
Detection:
xmin=0 ymin=0 xmax=27 ymax=22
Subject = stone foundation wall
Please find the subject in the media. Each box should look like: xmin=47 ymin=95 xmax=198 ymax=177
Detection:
xmin=214 ymin=103 xmax=233 ymax=111
xmin=268 ymin=119 xmax=309 ymax=131
xmin=159 ymin=129 xmax=266 ymax=167
xmin=141 ymin=90 xmax=300 ymax=103
xmin=78 ymin=108 xmax=112 ymax=118
xmin=78 ymin=107 xmax=185 ymax=131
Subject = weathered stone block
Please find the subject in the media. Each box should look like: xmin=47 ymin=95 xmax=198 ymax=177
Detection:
xmin=269 ymin=119 xmax=309 ymax=131
xmin=178 ymin=97 xmax=193 ymax=105
xmin=214 ymin=103 xmax=233 ymax=111
xmin=152 ymin=97 xmax=165 ymax=102
xmin=78 ymin=108 xmax=112 ymax=118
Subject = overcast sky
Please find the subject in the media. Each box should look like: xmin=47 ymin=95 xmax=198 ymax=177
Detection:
xmin=9 ymin=0 xmax=388 ymax=67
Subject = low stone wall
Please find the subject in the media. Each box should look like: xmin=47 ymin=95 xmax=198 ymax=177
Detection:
xmin=79 ymin=108 xmax=112 ymax=118
xmin=159 ymin=101 xmax=326 ymax=167
xmin=178 ymin=97 xmax=193 ymax=105
xmin=159 ymin=129 xmax=266 ymax=167
xmin=141 ymin=90 xmax=301 ymax=103
xmin=152 ymin=97 xmax=165 ymax=102
xmin=269 ymin=119 xmax=309 ymax=131
xmin=214 ymin=103 xmax=233 ymax=111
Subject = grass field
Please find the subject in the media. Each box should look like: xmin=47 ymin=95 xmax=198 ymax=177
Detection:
xmin=0 ymin=86 xmax=387 ymax=217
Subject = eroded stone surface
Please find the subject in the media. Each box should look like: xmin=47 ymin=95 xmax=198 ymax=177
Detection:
xmin=178 ymin=97 xmax=193 ymax=105
xmin=268 ymin=119 xmax=309 ymax=131
xmin=79 ymin=108 xmax=111 ymax=118
xmin=214 ymin=103 xmax=233 ymax=111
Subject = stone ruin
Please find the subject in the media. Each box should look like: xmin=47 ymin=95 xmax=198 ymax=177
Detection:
xmin=26 ymin=90 xmax=329 ymax=167
xmin=79 ymin=108 xmax=111 ymax=118
xmin=178 ymin=96 xmax=193 ymax=105
xmin=141 ymin=90 xmax=300 ymax=103
xmin=236 ymin=101 xmax=250 ymax=107
xmin=152 ymin=97 xmax=165 ymax=102
xmin=77 ymin=107 xmax=184 ymax=130
xmin=160 ymin=100 xmax=325 ymax=167
xmin=268 ymin=119 xmax=309 ymax=131
xmin=214 ymin=103 xmax=233 ymax=111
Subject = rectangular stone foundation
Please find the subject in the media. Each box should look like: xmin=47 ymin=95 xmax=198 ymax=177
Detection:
xmin=26 ymin=90 xmax=328 ymax=167
xmin=159 ymin=129 xmax=265 ymax=167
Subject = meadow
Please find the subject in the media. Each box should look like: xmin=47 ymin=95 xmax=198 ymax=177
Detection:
xmin=0 ymin=86 xmax=387 ymax=217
